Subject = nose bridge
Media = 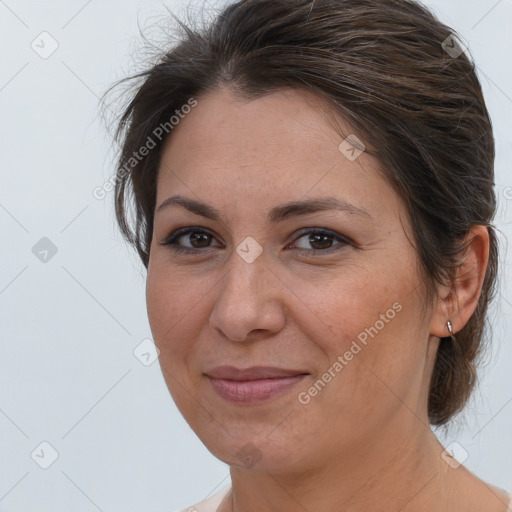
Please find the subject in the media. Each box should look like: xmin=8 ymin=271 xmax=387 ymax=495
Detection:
xmin=224 ymin=233 xmax=272 ymax=295
xmin=209 ymin=244 xmax=286 ymax=342
xmin=220 ymin=245 xmax=272 ymax=310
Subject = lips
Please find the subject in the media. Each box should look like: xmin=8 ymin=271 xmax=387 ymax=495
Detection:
xmin=205 ymin=366 xmax=309 ymax=404
xmin=205 ymin=365 xmax=308 ymax=380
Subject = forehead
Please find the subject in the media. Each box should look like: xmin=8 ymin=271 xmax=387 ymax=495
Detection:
xmin=156 ymin=86 xmax=402 ymax=225
xmin=160 ymin=86 xmax=356 ymax=167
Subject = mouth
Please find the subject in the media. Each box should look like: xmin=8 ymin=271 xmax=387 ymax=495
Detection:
xmin=205 ymin=366 xmax=309 ymax=404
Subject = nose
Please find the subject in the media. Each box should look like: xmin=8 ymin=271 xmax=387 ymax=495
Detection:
xmin=208 ymin=251 xmax=287 ymax=343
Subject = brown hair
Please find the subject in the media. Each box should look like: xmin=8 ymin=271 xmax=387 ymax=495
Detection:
xmin=105 ymin=0 xmax=498 ymax=426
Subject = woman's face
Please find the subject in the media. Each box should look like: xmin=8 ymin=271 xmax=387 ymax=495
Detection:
xmin=147 ymin=87 xmax=438 ymax=472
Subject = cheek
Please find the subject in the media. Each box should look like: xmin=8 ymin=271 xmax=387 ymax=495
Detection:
xmin=146 ymin=264 xmax=206 ymax=413
xmin=146 ymin=262 xmax=198 ymax=357
xmin=289 ymin=259 xmax=425 ymax=407
xmin=281 ymin=261 xmax=402 ymax=353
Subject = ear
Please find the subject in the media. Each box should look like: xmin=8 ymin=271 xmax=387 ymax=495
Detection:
xmin=430 ymin=225 xmax=490 ymax=338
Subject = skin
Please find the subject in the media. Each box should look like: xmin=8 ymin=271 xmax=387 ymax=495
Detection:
xmin=146 ymin=86 xmax=504 ymax=511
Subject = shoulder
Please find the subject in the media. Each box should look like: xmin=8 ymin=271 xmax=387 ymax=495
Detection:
xmin=171 ymin=484 xmax=231 ymax=512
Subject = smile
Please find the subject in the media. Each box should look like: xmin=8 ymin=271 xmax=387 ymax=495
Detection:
xmin=207 ymin=375 xmax=308 ymax=404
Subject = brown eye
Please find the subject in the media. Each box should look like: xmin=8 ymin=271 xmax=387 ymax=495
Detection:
xmin=160 ymin=227 xmax=222 ymax=254
xmin=291 ymin=229 xmax=351 ymax=255
xmin=187 ymin=232 xmax=212 ymax=248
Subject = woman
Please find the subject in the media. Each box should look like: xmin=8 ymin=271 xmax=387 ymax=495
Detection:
xmin=106 ymin=0 xmax=510 ymax=510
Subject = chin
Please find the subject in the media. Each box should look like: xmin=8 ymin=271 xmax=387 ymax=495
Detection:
xmin=194 ymin=422 xmax=313 ymax=474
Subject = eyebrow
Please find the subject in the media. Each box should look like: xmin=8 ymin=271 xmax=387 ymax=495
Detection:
xmin=156 ymin=194 xmax=373 ymax=224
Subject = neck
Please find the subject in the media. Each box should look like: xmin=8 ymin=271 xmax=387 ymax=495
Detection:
xmin=224 ymin=416 xmax=456 ymax=512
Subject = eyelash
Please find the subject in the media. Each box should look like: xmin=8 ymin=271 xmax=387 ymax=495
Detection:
xmin=159 ymin=227 xmax=352 ymax=256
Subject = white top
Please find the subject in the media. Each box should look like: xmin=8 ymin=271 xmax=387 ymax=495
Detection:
xmin=172 ymin=485 xmax=231 ymax=512
xmin=499 ymin=489 xmax=512 ymax=511
xmin=173 ymin=486 xmax=512 ymax=511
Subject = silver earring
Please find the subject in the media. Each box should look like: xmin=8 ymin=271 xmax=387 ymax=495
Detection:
xmin=446 ymin=320 xmax=454 ymax=339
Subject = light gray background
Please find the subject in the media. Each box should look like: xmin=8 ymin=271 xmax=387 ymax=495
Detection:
xmin=0 ymin=0 xmax=511 ymax=511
